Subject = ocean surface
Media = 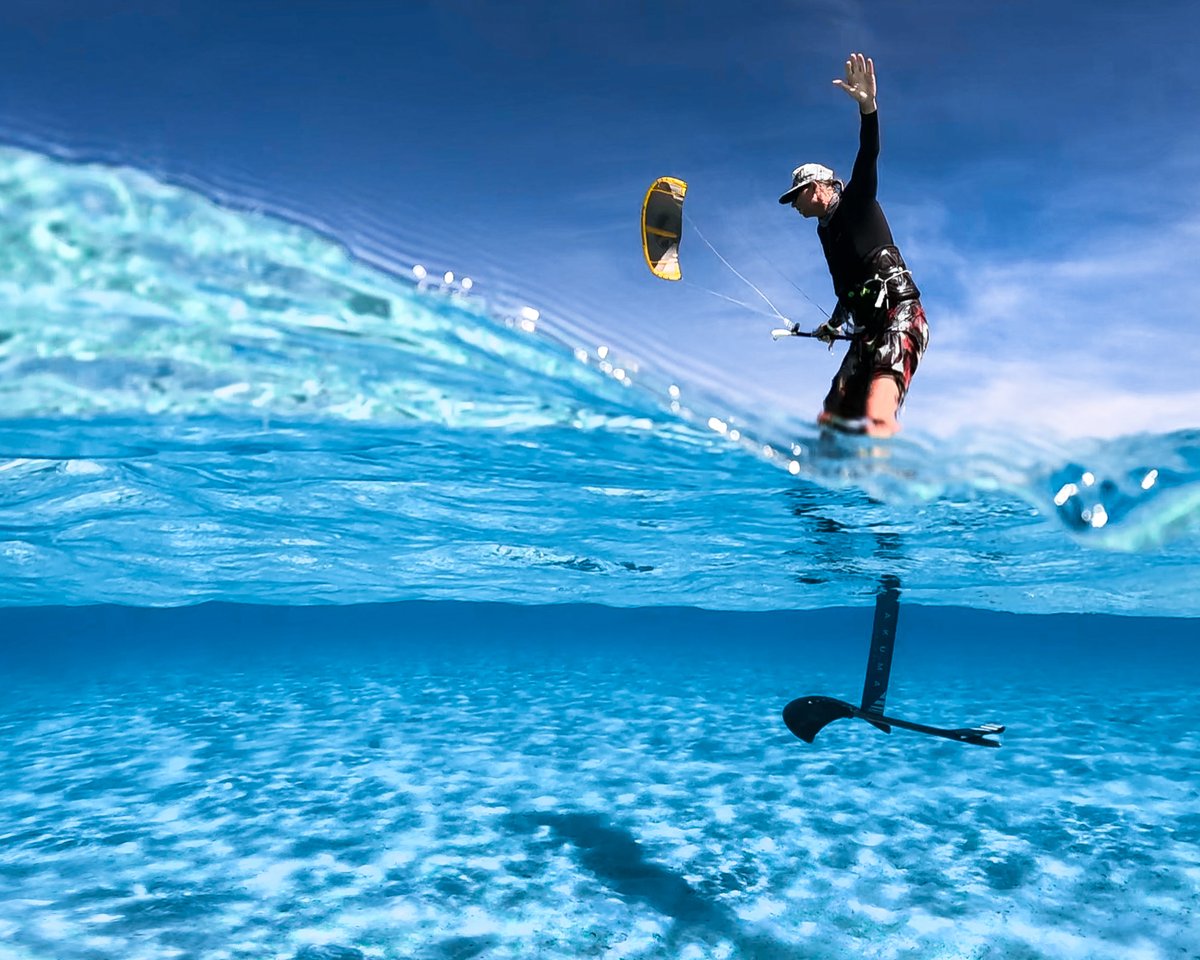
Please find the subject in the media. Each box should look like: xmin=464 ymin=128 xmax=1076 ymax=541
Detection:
xmin=1 ymin=146 xmax=1198 ymax=960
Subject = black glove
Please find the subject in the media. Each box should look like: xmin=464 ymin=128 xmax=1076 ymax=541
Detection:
xmin=812 ymin=321 xmax=838 ymax=346
xmin=815 ymin=301 xmax=853 ymax=346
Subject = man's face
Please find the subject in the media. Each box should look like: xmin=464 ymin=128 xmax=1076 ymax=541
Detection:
xmin=792 ymin=181 xmax=837 ymax=218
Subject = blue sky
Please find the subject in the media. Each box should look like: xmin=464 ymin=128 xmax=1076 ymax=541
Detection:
xmin=1 ymin=1 xmax=1198 ymax=438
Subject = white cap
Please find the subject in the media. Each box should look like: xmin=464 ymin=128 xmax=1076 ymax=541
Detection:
xmin=778 ymin=163 xmax=840 ymax=204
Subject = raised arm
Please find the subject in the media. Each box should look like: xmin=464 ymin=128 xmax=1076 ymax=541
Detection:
xmin=835 ymin=53 xmax=879 ymax=200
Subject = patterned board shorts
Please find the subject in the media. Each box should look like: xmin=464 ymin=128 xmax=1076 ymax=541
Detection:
xmin=822 ymin=299 xmax=929 ymax=420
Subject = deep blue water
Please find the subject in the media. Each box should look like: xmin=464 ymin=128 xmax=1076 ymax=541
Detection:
xmin=1 ymin=147 xmax=1198 ymax=959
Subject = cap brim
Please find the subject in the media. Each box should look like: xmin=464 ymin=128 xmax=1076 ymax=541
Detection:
xmin=778 ymin=184 xmax=804 ymax=205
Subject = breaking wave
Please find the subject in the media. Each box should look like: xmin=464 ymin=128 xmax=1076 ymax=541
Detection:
xmin=0 ymin=146 xmax=1197 ymax=612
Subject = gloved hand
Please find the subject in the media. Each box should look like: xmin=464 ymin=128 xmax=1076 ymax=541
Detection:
xmin=812 ymin=320 xmax=839 ymax=347
xmin=814 ymin=301 xmax=853 ymax=347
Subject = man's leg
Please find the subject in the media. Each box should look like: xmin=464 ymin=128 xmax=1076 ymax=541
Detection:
xmin=863 ymin=374 xmax=900 ymax=436
xmin=818 ymin=341 xmax=869 ymax=424
xmin=862 ymin=300 xmax=927 ymax=437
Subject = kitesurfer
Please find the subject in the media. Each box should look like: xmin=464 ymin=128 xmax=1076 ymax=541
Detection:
xmin=778 ymin=53 xmax=928 ymax=437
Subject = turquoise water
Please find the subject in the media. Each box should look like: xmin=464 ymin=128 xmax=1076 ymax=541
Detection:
xmin=1 ymin=147 xmax=1198 ymax=959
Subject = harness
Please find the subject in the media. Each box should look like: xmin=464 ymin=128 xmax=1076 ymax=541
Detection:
xmin=839 ymin=245 xmax=921 ymax=328
xmin=845 ymin=265 xmax=916 ymax=310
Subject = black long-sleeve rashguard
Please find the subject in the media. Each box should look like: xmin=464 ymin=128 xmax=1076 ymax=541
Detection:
xmin=817 ymin=111 xmax=894 ymax=300
xmin=816 ymin=110 xmax=919 ymax=325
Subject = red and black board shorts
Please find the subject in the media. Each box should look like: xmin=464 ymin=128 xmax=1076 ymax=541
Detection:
xmin=822 ymin=299 xmax=929 ymax=420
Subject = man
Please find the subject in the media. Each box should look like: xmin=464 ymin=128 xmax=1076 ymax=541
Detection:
xmin=778 ymin=53 xmax=928 ymax=437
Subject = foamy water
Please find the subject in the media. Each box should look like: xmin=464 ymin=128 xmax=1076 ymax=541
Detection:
xmin=0 ymin=146 xmax=1197 ymax=614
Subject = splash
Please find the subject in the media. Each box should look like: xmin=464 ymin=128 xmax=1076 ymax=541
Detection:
xmin=0 ymin=147 xmax=1197 ymax=611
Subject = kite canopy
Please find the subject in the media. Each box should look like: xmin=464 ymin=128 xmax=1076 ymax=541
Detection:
xmin=641 ymin=176 xmax=687 ymax=281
